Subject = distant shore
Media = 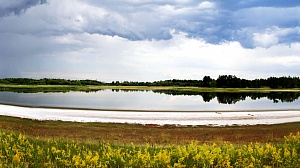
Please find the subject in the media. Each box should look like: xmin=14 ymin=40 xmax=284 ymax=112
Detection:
xmin=1 ymin=84 xmax=300 ymax=93
xmin=1 ymin=104 xmax=300 ymax=126
xmin=1 ymin=102 xmax=300 ymax=113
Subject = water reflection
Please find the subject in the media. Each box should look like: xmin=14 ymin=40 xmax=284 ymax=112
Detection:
xmin=152 ymin=90 xmax=300 ymax=104
xmin=1 ymin=89 xmax=300 ymax=111
xmin=111 ymin=89 xmax=150 ymax=92
xmin=1 ymin=88 xmax=300 ymax=105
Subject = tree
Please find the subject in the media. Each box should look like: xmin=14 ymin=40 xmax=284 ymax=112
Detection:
xmin=202 ymin=76 xmax=212 ymax=87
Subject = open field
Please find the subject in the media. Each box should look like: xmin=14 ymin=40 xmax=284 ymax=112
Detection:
xmin=0 ymin=130 xmax=299 ymax=167
xmin=0 ymin=130 xmax=298 ymax=167
xmin=0 ymin=115 xmax=299 ymax=167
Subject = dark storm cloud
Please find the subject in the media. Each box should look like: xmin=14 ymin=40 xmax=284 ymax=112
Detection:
xmin=1 ymin=0 xmax=299 ymax=48
xmin=0 ymin=0 xmax=47 ymax=17
xmin=216 ymin=0 xmax=300 ymax=10
xmin=82 ymin=0 xmax=300 ymax=48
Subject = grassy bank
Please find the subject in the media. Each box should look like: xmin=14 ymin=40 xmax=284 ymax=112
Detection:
xmin=0 ymin=130 xmax=299 ymax=167
xmin=0 ymin=114 xmax=299 ymax=167
xmin=1 ymin=84 xmax=300 ymax=93
xmin=0 ymin=115 xmax=299 ymax=145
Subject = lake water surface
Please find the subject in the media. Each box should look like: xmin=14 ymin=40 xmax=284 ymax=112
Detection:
xmin=1 ymin=90 xmax=300 ymax=111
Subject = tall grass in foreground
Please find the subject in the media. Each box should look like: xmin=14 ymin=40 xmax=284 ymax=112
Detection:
xmin=0 ymin=131 xmax=299 ymax=167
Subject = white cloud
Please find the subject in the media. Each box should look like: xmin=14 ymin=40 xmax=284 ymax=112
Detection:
xmin=8 ymin=30 xmax=299 ymax=81
xmin=253 ymin=32 xmax=278 ymax=48
xmin=253 ymin=27 xmax=300 ymax=48
xmin=197 ymin=1 xmax=215 ymax=9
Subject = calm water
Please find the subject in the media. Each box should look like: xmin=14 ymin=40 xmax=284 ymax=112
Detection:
xmin=1 ymin=90 xmax=300 ymax=111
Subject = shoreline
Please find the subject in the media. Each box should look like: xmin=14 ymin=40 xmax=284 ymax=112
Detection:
xmin=1 ymin=104 xmax=300 ymax=126
xmin=1 ymin=102 xmax=300 ymax=112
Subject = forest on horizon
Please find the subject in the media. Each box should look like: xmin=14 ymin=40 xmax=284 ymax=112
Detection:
xmin=1 ymin=75 xmax=300 ymax=89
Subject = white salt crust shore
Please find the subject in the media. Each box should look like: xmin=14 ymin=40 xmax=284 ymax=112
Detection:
xmin=0 ymin=104 xmax=300 ymax=126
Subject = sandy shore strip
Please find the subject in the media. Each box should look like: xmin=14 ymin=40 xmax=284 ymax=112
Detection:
xmin=0 ymin=104 xmax=300 ymax=126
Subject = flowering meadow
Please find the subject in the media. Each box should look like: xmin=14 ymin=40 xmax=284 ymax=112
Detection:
xmin=0 ymin=131 xmax=299 ymax=167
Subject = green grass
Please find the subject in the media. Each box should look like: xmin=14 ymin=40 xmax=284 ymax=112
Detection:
xmin=1 ymin=84 xmax=300 ymax=93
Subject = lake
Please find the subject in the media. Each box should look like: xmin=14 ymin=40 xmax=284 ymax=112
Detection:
xmin=1 ymin=89 xmax=300 ymax=111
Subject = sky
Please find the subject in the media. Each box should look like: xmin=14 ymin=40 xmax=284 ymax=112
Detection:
xmin=0 ymin=0 xmax=300 ymax=82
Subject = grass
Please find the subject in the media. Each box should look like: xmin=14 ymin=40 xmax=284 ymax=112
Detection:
xmin=0 ymin=112 xmax=299 ymax=167
xmin=1 ymin=84 xmax=300 ymax=93
xmin=0 ymin=130 xmax=299 ymax=167
xmin=0 ymin=115 xmax=299 ymax=145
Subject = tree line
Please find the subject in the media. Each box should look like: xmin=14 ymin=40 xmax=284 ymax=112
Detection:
xmin=1 ymin=75 xmax=300 ymax=88
xmin=111 ymin=75 xmax=300 ymax=89
xmin=0 ymin=78 xmax=103 ymax=86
